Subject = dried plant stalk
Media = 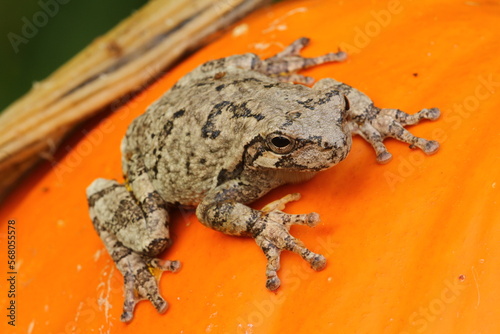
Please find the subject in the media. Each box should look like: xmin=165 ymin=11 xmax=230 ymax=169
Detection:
xmin=0 ymin=0 xmax=270 ymax=200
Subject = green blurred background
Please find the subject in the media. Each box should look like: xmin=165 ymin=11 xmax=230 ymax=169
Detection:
xmin=0 ymin=0 xmax=148 ymax=112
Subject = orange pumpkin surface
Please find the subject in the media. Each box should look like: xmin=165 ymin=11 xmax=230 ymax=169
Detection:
xmin=1 ymin=0 xmax=500 ymax=333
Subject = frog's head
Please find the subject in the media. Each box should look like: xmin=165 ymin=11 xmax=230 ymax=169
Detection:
xmin=244 ymin=91 xmax=352 ymax=172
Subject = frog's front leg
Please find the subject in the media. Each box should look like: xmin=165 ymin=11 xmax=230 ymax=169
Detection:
xmin=196 ymin=180 xmax=326 ymax=290
xmin=313 ymin=78 xmax=440 ymax=163
xmin=87 ymin=177 xmax=180 ymax=322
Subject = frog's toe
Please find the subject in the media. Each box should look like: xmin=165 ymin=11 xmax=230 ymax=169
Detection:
xmin=421 ymin=140 xmax=440 ymax=155
xmin=266 ymin=275 xmax=281 ymax=291
xmin=118 ymin=253 xmax=180 ymax=322
xmin=309 ymin=253 xmax=327 ymax=271
xmin=253 ymin=212 xmax=326 ymax=290
xmin=376 ymin=151 xmax=393 ymax=164
xmin=121 ymin=295 xmax=138 ymax=322
xmin=261 ymin=193 xmax=301 ymax=212
xmin=421 ymin=107 xmax=441 ymax=121
xmin=258 ymin=238 xmax=282 ymax=290
xmin=266 ymin=210 xmax=321 ymax=228
xmin=283 ymin=235 xmax=326 ymax=271
xmin=301 ymin=212 xmax=321 ymax=227
xmin=150 ymin=258 xmax=181 ymax=272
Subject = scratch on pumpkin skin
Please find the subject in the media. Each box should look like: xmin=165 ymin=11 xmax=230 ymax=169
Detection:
xmin=262 ymin=7 xmax=308 ymax=34
xmin=97 ymin=264 xmax=115 ymax=324
xmin=74 ymin=301 xmax=85 ymax=322
xmin=27 ymin=320 xmax=35 ymax=334
xmin=94 ymin=262 xmax=116 ymax=334
xmin=94 ymin=249 xmax=103 ymax=262
xmin=471 ymin=265 xmax=480 ymax=307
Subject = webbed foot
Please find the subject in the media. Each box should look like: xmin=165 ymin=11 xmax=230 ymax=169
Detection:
xmin=252 ymin=193 xmax=326 ymax=290
xmin=349 ymin=107 xmax=440 ymax=163
xmin=259 ymin=37 xmax=347 ymax=84
xmin=119 ymin=252 xmax=180 ymax=322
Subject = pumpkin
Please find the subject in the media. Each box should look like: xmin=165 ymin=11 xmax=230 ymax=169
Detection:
xmin=1 ymin=0 xmax=499 ymax=333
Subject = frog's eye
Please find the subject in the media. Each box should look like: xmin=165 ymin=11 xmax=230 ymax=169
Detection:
xmin=343 ymin=95 xmax=350 ymax=111
xmin=266 ymin=133 xmax=295 ymax=154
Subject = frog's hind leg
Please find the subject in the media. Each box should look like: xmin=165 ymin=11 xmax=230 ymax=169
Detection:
xmin=96 ymin=226 xmax=179 ymax=322
xmin=193 ymin=37 xmax=345 ymax=84
xmin=87 ymin=178 xmax=180 ymax=322
xmin=260 ymin=37 xmax=347 ymax=84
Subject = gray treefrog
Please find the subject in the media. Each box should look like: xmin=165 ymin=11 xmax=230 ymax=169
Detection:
xmin=86 ymin=37 xmax=440 ymax=322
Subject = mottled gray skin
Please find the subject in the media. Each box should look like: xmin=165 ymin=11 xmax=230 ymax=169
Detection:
xmin=86 ymin=37 xmax=440 ymax=322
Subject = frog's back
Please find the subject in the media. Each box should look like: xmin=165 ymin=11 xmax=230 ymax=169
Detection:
xmin=121 ymin=65 xmax=310 ymax=206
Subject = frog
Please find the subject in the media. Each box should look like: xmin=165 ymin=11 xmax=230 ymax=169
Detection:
xmin=86 ymin=37 xmax=440 ymax=322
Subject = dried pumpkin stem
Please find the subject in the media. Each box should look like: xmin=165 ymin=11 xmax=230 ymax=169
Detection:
xmin=0 ymin=0 xmax=270 ymax=201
